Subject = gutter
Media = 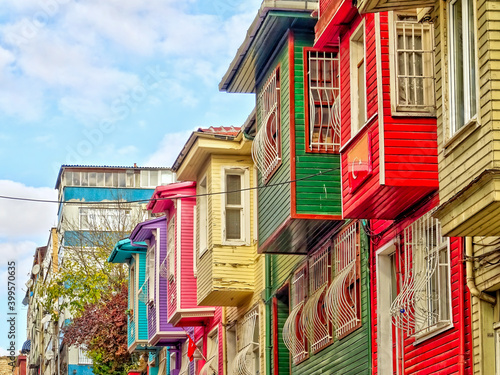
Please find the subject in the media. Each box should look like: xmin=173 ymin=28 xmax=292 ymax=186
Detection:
xmin=265 ymin=255 xmax=272 ymax=375
xmin=465 ymin=237 xmax=496 ymax=305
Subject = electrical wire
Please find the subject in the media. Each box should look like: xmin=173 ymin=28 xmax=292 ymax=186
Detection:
xmin=0 ymin=167 xmax=340 ymax=206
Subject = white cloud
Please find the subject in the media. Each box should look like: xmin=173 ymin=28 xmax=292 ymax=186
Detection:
xmin=0 ymin=181 xmax=57 ymax=241
xmin=0 ymin=347 xmax=11 ymax=356
xmin=144 ymin=130 xmax=194 ymax=168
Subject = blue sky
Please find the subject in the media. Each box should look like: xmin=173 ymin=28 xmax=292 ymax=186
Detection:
xmin=0 ymin=0 xmax=259 ymax=355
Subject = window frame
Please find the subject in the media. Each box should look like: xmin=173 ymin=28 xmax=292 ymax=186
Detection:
xmin=448 ymin=0 xmax=479 ymax=136
xmin=350 ymin=21 xmax=367 ymax=138
xmin=304 ymin=48 xmax=341 ymax=153
xmin=146 ymin=243 xmax=156 ymax=304
xmin=198 ymin=175 xmax=209 ymax=257
xmin=167 ymin=216 xmax=175 ymax=282
xmin=252 ymin=66 xmax=282 ymax=183
xmin=222 ymin=167 xmax=250 ymax=246
xmin=389 ymin=11 xmax=436 ymax=116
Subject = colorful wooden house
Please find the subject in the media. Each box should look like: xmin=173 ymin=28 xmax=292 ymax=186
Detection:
xmin=171 ymin=116 xmax=265 ymax=374
xmin=219 ymin=2 xmax=373 ymax=374
xmin=147 ymin=182 xmax=222 ymax=375
xmin=128 ymin=217 xmax=187 ymax=371
xmin=108 ymin=239 xmax=149 ymax=353
xmin=313 ymin=1 xmax=475 ymax=373
xmin=315 ymin=0 xmax=439 ymax=220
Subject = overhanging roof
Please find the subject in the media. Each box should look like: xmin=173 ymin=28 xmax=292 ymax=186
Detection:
xmin=129 ymin=216 xmax=167 ymax=243
xmin=219 ymin=1 xmax=318 ymax=93
xmin=108 ymin=239 xmax=147 ymax=263
xmin=147 ymin=181 xmax=197 ymax=214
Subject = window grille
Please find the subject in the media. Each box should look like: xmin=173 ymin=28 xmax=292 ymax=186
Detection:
xmin=199 ymin=329 xmax=218 ymax=375
xmin=302 ymin=244 xmax=331 ymax=352
xmin=233 ymin=309 xmax=259 ymax=375
xmin=138 ymin=281 xmax=148 ymax=304
xmin=326 ymin=222 xmax=360 ymax=338
xmin=283 ymin=267 xmax=308 ymax=364
xmin=394 ymin=17 xmax=434 ymax=112
xmin=307 ymin=51 xmax=341 ymax=152
xmin=78 ymin=346 xmax=92 ymax=365
xmin=158 ymin=348 xmax=166 ymax=375
xmin=252 ymin=68 xmax=281 ymax=182
xmin=179 ymin=340 xmax=189 ymax=375
xmin=391 ymin=212 xmax=451 ymax=336
xmin=167 ymin=217 xmax=175 ymax=280
xmin=146 ymin=244 xmax=155 ymax=303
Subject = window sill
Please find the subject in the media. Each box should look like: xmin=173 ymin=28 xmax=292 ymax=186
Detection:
xmin=412 ymin=321 xmax=453 ymax=345
xmin=444 ymin=117 xmax=480 ymax=157
xmin=222 ymin=240 xmax=248 ymax=247
xmin=391 ymin=109 xmax=436 ymax=118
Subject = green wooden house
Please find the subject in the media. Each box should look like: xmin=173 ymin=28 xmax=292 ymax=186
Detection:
xmin=220 ymin=1 xmax=371 ymax=374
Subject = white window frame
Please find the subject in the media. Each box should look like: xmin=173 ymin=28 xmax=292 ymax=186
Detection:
xmin=303 ymin=243 xmax=331 ymax=353
xmin=350 ymin=22 xmax=367 ymax=137
xmin=283 ymin=266 xmax=308 ymax=364
xmin=448 ymin=0 xmax=479 ymax=135
xmin=233 ymin=308 xmax=260 ymax=375
xmin=200 ymin=327 xmax=218 ymax=375
xmin=252 ymin=67 xmax=281 ymax=183
xmin=178 ymin=340 xmax=189 ymax=375
xmin=222 ymin=167 xmax=250 ymax=246
xmin=146 ymin=243 xmax=155 ymax=304
xmin=78 ymin=345 xmax=92 ymax=365
xmin=198 ymin=176 xmax=209 ymax=257
xmin=307 ymin=50 xmax=341 ymax=152
xmin=167 ymin=216 xmax=175 ymax=281
xmin=129 ymin=263 xmax=136 ymax=320
xmin=389 ymin=12 xmax=435 ymax=116
xmin=391 ymin=212 xmax=452 ymax=341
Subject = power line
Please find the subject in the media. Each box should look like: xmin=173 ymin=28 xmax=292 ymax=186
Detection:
xmin=0 ymin=167 xmax=340 ymax=205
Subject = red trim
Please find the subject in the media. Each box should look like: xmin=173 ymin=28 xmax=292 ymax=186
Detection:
xmin=273 ymin=297 xmax=279 ymax=375
xmin=289 ymin=31 xmax=297 ymax=218
xmin=291 ymin=212 xmax=343 ymax=220
xmin=458 ymin=238 xmax=466 ymax=375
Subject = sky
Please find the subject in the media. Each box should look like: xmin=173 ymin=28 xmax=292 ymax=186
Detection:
xmin=0 ymin=0 xmax=260 ymax=356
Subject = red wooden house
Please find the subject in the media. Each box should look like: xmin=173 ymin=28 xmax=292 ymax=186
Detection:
xmin=314 ymin=1 xmax=473 ymax=374
xmin=316 ymin=0 xmax=439 ymax=220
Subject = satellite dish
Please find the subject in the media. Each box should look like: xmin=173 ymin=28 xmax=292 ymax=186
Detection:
xmin=26 ymin=279 xmax=33 ymax=288
xmin=41 ymin=314 xmax=51 ymax=324
xmin=32 ymin=265 xmax=40 ymax=275
xmin=45 ymin=351 xmax=54 ymax=360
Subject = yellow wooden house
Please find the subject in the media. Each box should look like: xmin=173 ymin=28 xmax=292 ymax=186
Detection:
xmin=173 ymin=112 xmax=265 ymax=375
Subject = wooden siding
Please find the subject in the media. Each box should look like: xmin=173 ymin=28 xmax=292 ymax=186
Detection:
xmin=258 ymin=43 xmax=292 ymax=245
xmin=293 ymin=32 xmax=343 ymax=217
xmin=137 ymin=253 xmax=148 ymax=342
xmin=128 ymin=256 xmax=136 ymax=348
xmin=167 ymin=208 xmax=177 ymax=322
xmin=197 ymin=156 xmax=258 ymax=306
xmin=472 ymin=236 xmax=500 ymax=291
xmin=371 ymin=208 xmax=473 ymax=374
xmin=148 ymin=234 xmax=157 ymax=340
xmin=157 ymin=221 xmax=169 ymax=332
xmin=434 ymin=0 xmax=500 ymax=236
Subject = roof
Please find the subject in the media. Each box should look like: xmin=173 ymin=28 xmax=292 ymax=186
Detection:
xmin=129 ymin=216 xmax=167 ymax=243
xmin=147 ymin=181 xmax=197 ymax=214
xmin=55 ymin=164 xmax=173 ymax=189
xmin=219 ymin=0 xmax=317 ymax=93
xmin=197 ymin=126 xmax=241 ymax=136
xmin=108 ymin=238 xmax=147 ymax=263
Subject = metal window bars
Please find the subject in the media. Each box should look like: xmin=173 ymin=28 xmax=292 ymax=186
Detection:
xmin=302 ymin=245 xmax=331 ymax=352
xmin=252 ymin=68 xmax=280 ymax=182
xmin=159 ymin=256 xmax=169 ymax=279
xmin=283 ymin=267 xmax=308 ymax=364
xmin=390 ymin=212 xmax=450 ymax=336
xmin=167 ymin=217 xmax=175 ymax=280
xmin=78 ymin=347 xmax=92 ymax=365
xmin=308 ymin=51 xmax=341 ymax=152
xmin=138 ymin=281 xmax=148 ymax=304
xmin=199 ymin=331 xmax=218 ymax=375
xmin=325 ymin=222 xmax=360 ymax=338
xmin=158 ymin=348 xmax=166 ymax=375
xmin=146 ymin=245 xmax=155 ymax=302
xmin=233 ymin=309 xmax=259 ymax=375
xmin=178 ymin=341 xmax=189 ymax=375
xmin=395 ymin=19 xmax=434 ymax=111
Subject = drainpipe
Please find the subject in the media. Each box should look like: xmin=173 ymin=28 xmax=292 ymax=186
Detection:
xmin=458 ymin=239 xmax=466 ymax=375
xmin=265 ymin=255 xmax=272 ymax=375
xmin=465 ymin=237 xmax=496 ymax=304
xmin=166 ymin=348 xmax=170 ymax=375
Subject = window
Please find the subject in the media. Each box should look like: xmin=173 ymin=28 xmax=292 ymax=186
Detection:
xmin=223 ymin=168 xmax=250 ymax=244
xmin=200 ymin=328 xmax=218 ymax=375
xmin=129 ymin=264 xmax=136 ymax=319
xmin=233 ymin=308 xmax=260 ymax=375
xmin=390 ymin=13 xmax=435 ymax=115
xmin=350 ymin=24 xmax=366 ymax=135
xmin=391 ymin=212 xmax=451 ymax=338
xmin=78 ymin=346 xmax=92 ymax=365
xmin=306 ymin=50 xmax=341 ymax=152
xmin=252 ymin=67 xmax=281 ymax=182
xmin=283 ymin=267 xmax=308 ymax=364
xmin=303 ymin=244 xmax=331 ymax=352
xmin=178 ymin=340 xmax=189 ymax=375
xmin=326 ymin=222 xmax=361 ymax=339
xmin=79 ymin=207 xmax=131 ymax=231
xmin=146 ymin=243 xmax=155 ymax=304
xmin=158 ymin=348 xmax=167 ymax=375
xmin=198 ymin=177 xmax=208 ymax=256
xmin=167 ymin=216 xmax=175 ymax=281
xmin=449 ymin=0 xmax=478 ymax=134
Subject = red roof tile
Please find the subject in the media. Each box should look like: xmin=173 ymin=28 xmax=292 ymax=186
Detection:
xmin=197 ymin=126 xmax=240 ymax=136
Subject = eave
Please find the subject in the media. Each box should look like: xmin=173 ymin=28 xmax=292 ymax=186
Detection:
xmin=219 ymin=1 xmax=318 ymax=93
